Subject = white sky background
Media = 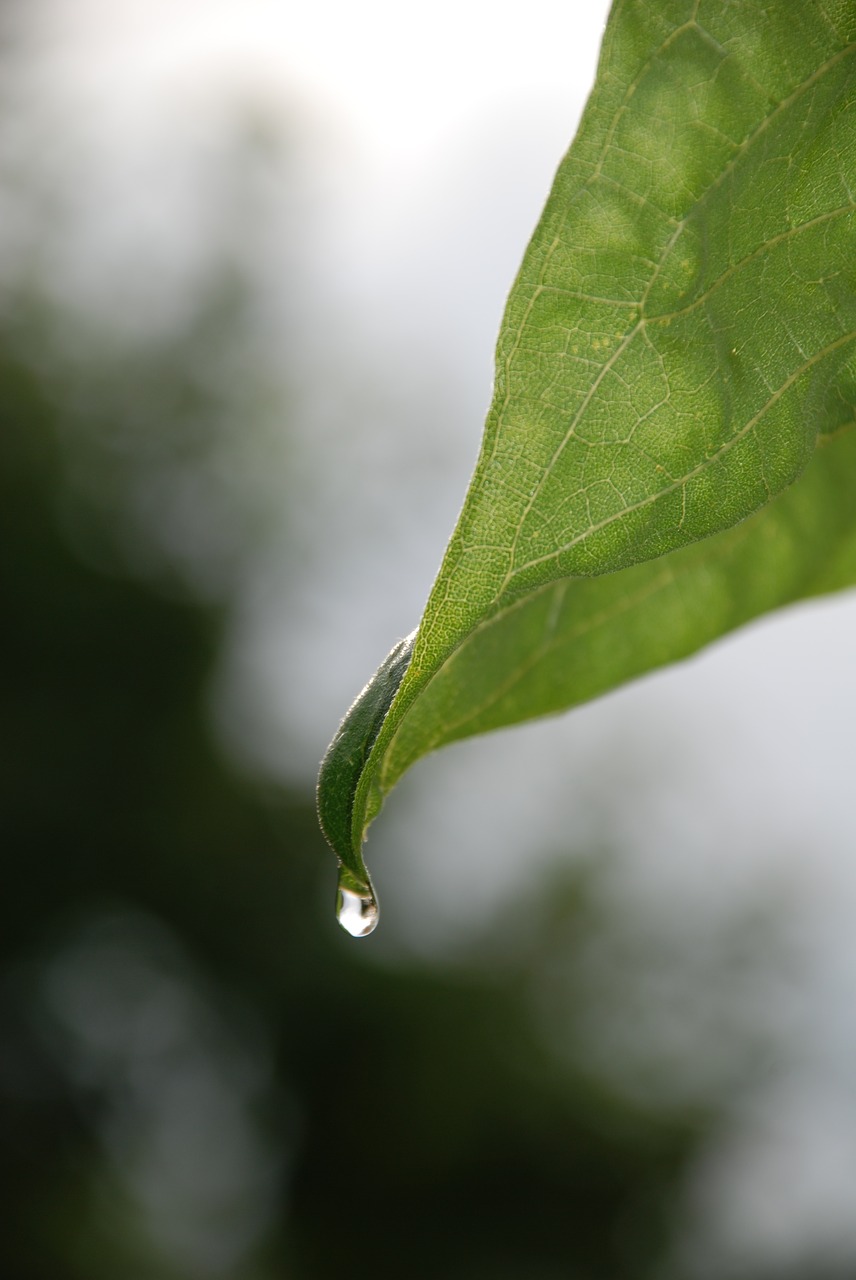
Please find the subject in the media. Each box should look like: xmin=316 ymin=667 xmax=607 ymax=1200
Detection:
xmin=15 ymin=3 xmax=856 ymax=1270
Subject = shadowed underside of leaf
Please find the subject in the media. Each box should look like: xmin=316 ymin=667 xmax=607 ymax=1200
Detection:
xmin=318 ymin=0 xmax=856 ymax=901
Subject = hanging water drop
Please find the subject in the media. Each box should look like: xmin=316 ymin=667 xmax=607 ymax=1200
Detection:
xmin=336 ymin=873 xmax=379 ymax=937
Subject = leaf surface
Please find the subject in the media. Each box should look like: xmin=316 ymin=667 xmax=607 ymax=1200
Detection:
xmin=318 ymin=0 xmax=856 ymax=899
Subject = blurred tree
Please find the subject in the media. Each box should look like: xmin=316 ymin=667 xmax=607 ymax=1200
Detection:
xmin=0 ymin=308 xmax=722 ymax=1279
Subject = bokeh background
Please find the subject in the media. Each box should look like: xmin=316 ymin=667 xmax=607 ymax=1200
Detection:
xmin=5 ymin=2 xmax=856 ymax=1276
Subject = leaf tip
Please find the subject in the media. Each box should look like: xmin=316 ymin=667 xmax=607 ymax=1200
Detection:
xmin=316 ymin=629 xmax=416 ymax=881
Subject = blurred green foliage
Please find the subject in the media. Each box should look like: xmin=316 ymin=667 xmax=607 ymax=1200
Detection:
xmin=0 ymin=4 xmax=828 ymax=1269
xmin=0 ymin=296 xmax=724 ymax=1278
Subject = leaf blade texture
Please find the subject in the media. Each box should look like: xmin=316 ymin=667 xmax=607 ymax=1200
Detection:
xmin=318 ymin=0 xmax=856 ymax=889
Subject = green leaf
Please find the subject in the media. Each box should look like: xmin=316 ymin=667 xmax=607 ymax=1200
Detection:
xmin=318 ymin=0 xmax=856 ymax=913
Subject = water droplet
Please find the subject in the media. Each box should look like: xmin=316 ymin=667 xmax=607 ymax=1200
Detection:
xmin=336 ymin=874 xmax=379 ymax=938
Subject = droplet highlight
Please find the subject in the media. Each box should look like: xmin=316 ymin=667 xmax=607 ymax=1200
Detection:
xmin=336 ymin=875 xmax=379 ymax=938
